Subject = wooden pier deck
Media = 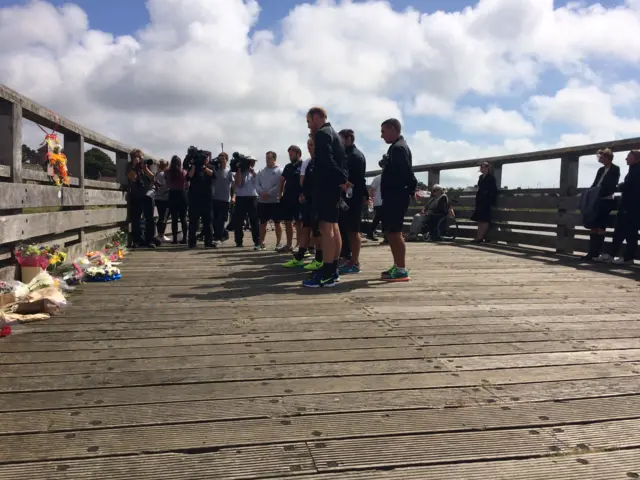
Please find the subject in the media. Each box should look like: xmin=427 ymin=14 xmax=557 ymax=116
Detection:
xmin=1 ymin=240 xmax=640 ymax=479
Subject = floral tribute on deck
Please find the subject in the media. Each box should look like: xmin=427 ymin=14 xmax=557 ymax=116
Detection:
xmin=1 ymin=232 xmax=129 ymax=332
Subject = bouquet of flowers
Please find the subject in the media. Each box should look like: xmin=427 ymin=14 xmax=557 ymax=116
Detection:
xmin=43 ymin=133 xmax=70 ymax=186
xmin=84 ymin=265 xmax=121 ymax=282
xmin=15 ymin=244 xmax=62 ymax=269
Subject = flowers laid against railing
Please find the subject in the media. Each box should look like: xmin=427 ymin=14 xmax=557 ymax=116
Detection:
xmin=1 ymin=231 xmax=130 ymax=334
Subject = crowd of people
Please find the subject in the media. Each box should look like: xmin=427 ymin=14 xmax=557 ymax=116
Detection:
xmin=125 ymin=108 xmax=640 ymax=289
xmin=126 ymin=107 xmax=418 ymax=287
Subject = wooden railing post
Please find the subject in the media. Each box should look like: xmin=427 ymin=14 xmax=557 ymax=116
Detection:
xmin=115 ymin=151 xmax=129 ymax=187
xmin=64 ymin=132 xmax=85 ymax=243
xmin=557 ymin=154 xmax=579 ymax=254
xmin=0 ymin=98 xmax=23 ymax=183
xmin=427 ymin=170 xmax=440 ymax=188
xmin=64 ymin=132 xmax=85 ymax=188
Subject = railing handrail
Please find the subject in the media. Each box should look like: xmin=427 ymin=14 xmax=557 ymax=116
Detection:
xmin=365 ymin=136 xmax=640 ymax=177
xmin=0 ymin=83 xmax=153 ymax=160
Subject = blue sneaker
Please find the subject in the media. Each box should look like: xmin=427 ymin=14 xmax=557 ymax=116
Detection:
xmin=302 ymin=272 xmax=336 ymax=288
xmin=333 ymin=271 xmax=340 ymax=283
xmin=339 ymin=263 xmax=360 ymax=275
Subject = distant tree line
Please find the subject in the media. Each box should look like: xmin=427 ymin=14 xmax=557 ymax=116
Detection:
xmin=21 ymin=144 xmax=116 ymax=180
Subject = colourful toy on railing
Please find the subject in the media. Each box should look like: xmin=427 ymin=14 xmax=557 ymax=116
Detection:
xmin=42 ymin=133 xmax=70 ymax=186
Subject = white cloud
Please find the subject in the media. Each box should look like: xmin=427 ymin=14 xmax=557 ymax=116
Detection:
xmin=455 ymin=107 xmax=536 ymax=137
xmin=527 ymin=81 xmax=640 ymax=139
xmin=2 ymin=0 xmax=640 ymax=189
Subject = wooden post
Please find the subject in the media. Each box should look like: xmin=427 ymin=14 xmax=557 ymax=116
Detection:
xmin=115 ymin=151 xmax=130 ymax=187
xmin=63 ymin=131 xmax=85 ymax=243
xmin=0 ymin=98 xmax=23 ymax=183
xmin=557 ymin=154 xmax=579 ymax=254
xmin=427 ymin=170 xmax=440 ymax=188
xmin=64 ymin=132 xmax=85 ymax=188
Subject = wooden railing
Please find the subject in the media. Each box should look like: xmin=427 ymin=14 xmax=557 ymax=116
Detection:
xmin=366 ymin=137 xmax=640 ymax=257
xmin=0 ymin=84 xmax=146 ymax=280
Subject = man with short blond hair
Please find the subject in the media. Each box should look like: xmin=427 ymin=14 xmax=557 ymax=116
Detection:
xmin=302 ymin=107 xmax=347 ymax=288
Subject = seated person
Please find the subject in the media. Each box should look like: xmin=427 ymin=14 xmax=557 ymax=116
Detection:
xmin=407 ymin=184 xmax=449 ymax=241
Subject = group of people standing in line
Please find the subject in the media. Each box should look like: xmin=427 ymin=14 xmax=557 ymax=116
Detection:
xmin=125 ymin=113 xmax=639 ymax=290
xmin=125 ymin=107 xmax=420 ymax=287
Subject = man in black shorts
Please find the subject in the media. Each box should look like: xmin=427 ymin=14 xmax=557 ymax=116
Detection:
xmin=380 ymin=118 xmax=417 ymax=282
xmin=303 ymin=107 xmax=347 ymax=288
xmin=338 ymin=129 xmax=367 ymax=274
xmin=278 ymin=145 xmax=304 ymax=253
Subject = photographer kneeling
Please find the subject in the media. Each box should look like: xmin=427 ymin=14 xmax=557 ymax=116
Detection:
xmin=187 ymin=150 xmax=215 ymax=248
xmin=231 ymin=154 xmax=261 ymax=249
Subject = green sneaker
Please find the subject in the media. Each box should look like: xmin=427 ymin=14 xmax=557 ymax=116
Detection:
xmin=381 ymin=268 xmax=410 ymax=282
xmin=381 ymin=265 xmax=397 ymax=277
xmin=304 ymin=260 xmax=323 ymax=271
xmin=283 ymin=258 xmax=306 ymax=268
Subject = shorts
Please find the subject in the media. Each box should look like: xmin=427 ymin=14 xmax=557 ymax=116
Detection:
xmin=339 ymin=199 xmax=363 ymax=234
xmin=382 ymin=195 xmax=410 ymax=233
xmin=258 ymin=202 xmax=281 ymax=223
xmin=280 ymin=199 xmax=301 ymax=222
xmin=313 ymin=188 xmax=341 ymax=224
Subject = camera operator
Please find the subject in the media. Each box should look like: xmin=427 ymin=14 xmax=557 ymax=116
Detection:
xmin=278 ymin=145 xmax=304 ymax=253
xmin=302 ymin=106 xmax=348 ymax=288
xmin=187 ymin=151 xmax=214 ymax=248
xmin=338 ymin=129 xmax=368 ymax=274
xmin=257 ymin=151 xmax=284 ymax=250
xmin=380 ymin=118 xmax=418 ymax=282
xmin=232 ymin=155 xmax=261 ymax=249
xmin=211 ymin=152 xmax=234 ymax=245
xmin=126 ymin=149 xmax=158 ymax=249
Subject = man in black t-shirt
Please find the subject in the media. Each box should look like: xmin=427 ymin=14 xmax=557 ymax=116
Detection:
xmin=380 ymin=118 xmax=417 ymax=283
xmin=278 ymin=145 xmax=304 ymax=253
xmin=338 ymin=129 xmax=367 ymax=274
xmin=302 ymin=106 xmax=348 ymax=288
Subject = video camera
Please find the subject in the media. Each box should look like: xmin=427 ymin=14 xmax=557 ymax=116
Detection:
xmin=230 ymin=152 xmax=255 ymax=172
xmin=378 ymin=154 xmax=389 ymax=169
xmin=184 ymin=146 xmax=211 ymax=171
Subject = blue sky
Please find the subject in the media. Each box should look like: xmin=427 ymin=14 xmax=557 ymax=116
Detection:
xmin=3 ymin=0 xmax=628 ymax=35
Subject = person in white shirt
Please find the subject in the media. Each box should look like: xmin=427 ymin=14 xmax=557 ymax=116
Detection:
xmin=367 ymin=173 xmax=383 ymax=240
xmin=256 ymin=151 xmax=283 ymax=250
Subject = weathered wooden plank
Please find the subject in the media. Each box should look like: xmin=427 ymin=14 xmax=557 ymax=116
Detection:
xmin=21 ymin=168 xmax=80 ymax=186
xmin=0 ymin=208 xmax=126 ymax=245
xmin=0 ymin=329 xmax=408 ymax=352
xmin=84 ymin=179 xmax=122 ymax=190
xmin=0 ymin=337 xmax=416 ymax=364
xmin=11 ymin=322 xmax=537 ymax=343
xmin=83 ymin=188 xmax=126 ymax=206
xmin=0 ymin=358 xmax=450 ymax=393
xmin=0 ymin=362 xmax=634 ymax=413
xmin=0 ymin=443 xmax=314 ymax=479
xmin=485 ymin=376 xmax=640 ymax=403
xmin=309 ymin=418 xmax=640 ymax=472
xmin=443 ymin=349 xmax=640 ymax=371
xmin=269 ymin=450 xmax=640 ymax=480
xmin=0 ymin=346 xmax=427 ymax=376
xmin=309 ymin=427 xmax=562 ymax=471
xmin=411 ymin=329 xmax=640 ymax=346
xmin=2 ymin=396 xmax=639 ymax=464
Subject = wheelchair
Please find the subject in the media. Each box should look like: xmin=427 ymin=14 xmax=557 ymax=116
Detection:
xmin=421 ymin=208 xmax=458 ymax=241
